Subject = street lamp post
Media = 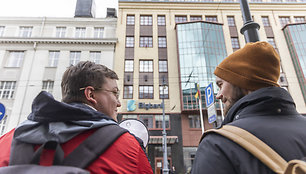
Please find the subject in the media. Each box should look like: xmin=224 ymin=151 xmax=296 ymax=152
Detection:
xmin=162 ymin=79 xmax=169 ymax=174
xmin=239 ymin=0 xmax=260 ymax=43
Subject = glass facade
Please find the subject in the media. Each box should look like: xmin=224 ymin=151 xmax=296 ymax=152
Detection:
xmin=176 ymin=22 xmax=227 ymax=110
xmin=283 ymin=23 xmax=306 ymax=102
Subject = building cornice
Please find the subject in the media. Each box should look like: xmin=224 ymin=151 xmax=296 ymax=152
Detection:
xmin=0 ymin=37 xmax=117 ymax=45
xmin=119 ymin=1 xmax=306 ymax=11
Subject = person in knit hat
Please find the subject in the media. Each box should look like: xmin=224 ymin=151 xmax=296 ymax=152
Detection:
xmin=192 ymin=41 xmax=306 ymax=174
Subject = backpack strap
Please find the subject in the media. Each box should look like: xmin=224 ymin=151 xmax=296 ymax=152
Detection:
xmin=201 ymin=125 xmax=287 ymax=174
xmin=62 ymin=124 xmax=128 ymax=168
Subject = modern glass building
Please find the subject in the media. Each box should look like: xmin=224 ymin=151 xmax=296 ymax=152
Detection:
xmin=176 ymin=21 xmax=227 ymax=111
xmin=283 ymin=23 xmax=306 ymax=102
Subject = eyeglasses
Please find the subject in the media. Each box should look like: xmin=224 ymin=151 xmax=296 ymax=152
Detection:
xmin=80 ymin=87 xmax=120 ymax=99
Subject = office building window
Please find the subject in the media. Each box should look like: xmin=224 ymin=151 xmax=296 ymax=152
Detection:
xmin=205 ymin=16 xmax=218 ymax=23
xmin=125 ymin=60 xmax=134 ymax=72
xmin=126 ymin=37 xmax=134 ymax=47
xmin=48 ymin=51 xmax=59 ymax=67
xmin=94 ymin=27 xmax=104 ymax=38
xmin=140 ymin=15 xmax=152 ymax=26
xmin=123 ymin=115 xmax=170 ymax=129
xmin=189 ymin=115 xmax=201 ymax=128
xmin=7 ymin=51 xmax=24 ymax=67
xmin=175 ymin=16 xmax=187 ymax=23
xmin=90 ymin=51 xmax=101 ymax=64
xmin=0 ymin=81 xmax=16 ymax=99
xmin=69 ymin=51 xmax=81 ymax=65
xmin=19 ymin=26 xmax=32 ymax=37
xmin=0 ymin=26 xmax=4 ymax=37
xmin=127 ymin=15 xmax=135 ymax=25
xmin=139 ymin=115 xmax=154 ymax=128
xmin=140 ymin=37 xmax=153 ymax=47
xmin=190 ymin=16 xmax=202 ymax=21
xmin=286 ymin=0 xmax=297 ymax=2
xmin=294 ymin=17 xmax=305 ymax=23
xmin=158 ymin=37 xmax=167 ymax=48
xmin=231 ymin=37 xmax=240 ymax=49
xmin=75 ymin=27 xmax=86 ymax=38
xmin=261 ymin=16 xmax=271 ymax=27
xmin=159 ymin=85 xmax=169 ymax=99
xmin=140 ymin=60 xmax=153 ymax=72
xmin=227 ymin=16 xmax=236 ymax=26
xmin=159 ymin=60 xmax=168 ymax=72
xmin=42 ymin=81 xmax=54 ymax=93
xmin=0 ymin=115 xmax=7 ymax=135
xmin=155 ymin=115 xmax=170 ymax=128
xmin=279 ymin=17 xmax=291 ymax=27
xmin=158 ymin=15 xmax=166 ymax=26
xmin=56 ymin=27 xmax=66 ymax=38
xmin=139 ymin=86 xmax=153 ymax=99
xmin=123 ymin=86 xmax=133 ymax=99
xmin=267 ymin=38 xmax=277 ymax=49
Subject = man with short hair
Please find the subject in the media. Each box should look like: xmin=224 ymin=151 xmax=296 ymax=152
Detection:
xmin=0 ymin=61 xmax=153 ymax=174
xmin=191 ymin=41 xmax=306 ymax=174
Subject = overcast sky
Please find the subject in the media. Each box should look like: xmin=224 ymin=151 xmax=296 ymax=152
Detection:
xmin=0 ymin=0 xmax=117 ymax=18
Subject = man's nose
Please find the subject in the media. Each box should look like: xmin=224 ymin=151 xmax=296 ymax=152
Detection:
xmin=216 ymin=91 xmax=223 ymax=100
xmin=117 ymin=100 xmax=121 ymax=107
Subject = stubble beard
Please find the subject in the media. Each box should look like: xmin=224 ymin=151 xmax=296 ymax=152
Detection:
xmin=223 ymin=86 xmax=247 ymax=116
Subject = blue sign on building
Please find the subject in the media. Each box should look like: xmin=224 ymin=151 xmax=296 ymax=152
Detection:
xmin=127 ymin=100 xmax=136 ymax=111
xmin=0 ymin=103 xmax=6 ymax=121
xmin=205 ymin=83 xmax=214 ymax=107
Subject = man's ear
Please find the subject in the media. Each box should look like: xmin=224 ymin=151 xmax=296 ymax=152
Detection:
xmin=84 ymin=86 xmax=97 ymax=104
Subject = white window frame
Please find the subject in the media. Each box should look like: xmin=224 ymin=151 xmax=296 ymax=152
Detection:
xmin=90 ymin=51 xmax=101 ymax=64
xmin=231 ymin=37 xmax=240 ymax=49
xmin=94 ymin=27 xmax=104 ymax=38
xmin=140 ymin=15 xmax=152 ymax=26
xmin=158 ymin=37 xmax=167 ymax=48
xmin=56 ymin=27 xmax=66 ymax=38
xmin=0 ymin=26 xmax=5 ymax=37
xmin=139 ymin=85 xmax=154 ymax=99
xmin=126 ymin=37 xmax=134 ymax=47
xmin=0 ymin=81 xmax=16 ymax=99
xmin=157 ymin=16 xmax=166 ymax=26
xmin=159 ymin=60 xmax=168 ymax=72
xmin=123 ymin=85 xmax=133 ymax=99
xmin=75 ymin=27 xmax=86 ymax=38
xmin=19 ymin=26 xmax=32 ymax=37
xmin=227 ymin=16 xmax=236 ymax=27
xmin=48 ymin=51 xmax=59 ymax=67
xmin=125 ymin=60 xmax=134 ymax=72
xmin=0 ymin=115 xmax=8 ymax=136
xmin=127 ymin=15 xmax=135 ymax=25
xmin=69 ymin=51 xmax=81 ymax=65
xmin=7 ymin=51 xmax=24 ymax=67
xmin=140 ymin=37 xmax=153 ymax=47
xmin=205 ymin=16 xmax=218 ymax=23
xmin=42 ymin=81 xmax=54 ymax=93
xmin=140 ymin=60 xmax=153 ymax=72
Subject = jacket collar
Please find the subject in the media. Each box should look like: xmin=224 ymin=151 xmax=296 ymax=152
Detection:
xmin=222 ymin=87 xmax=297 ymax=125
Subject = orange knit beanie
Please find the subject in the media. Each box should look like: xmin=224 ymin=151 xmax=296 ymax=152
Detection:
xmin=214 ymin=41 xmax=280 ymax=91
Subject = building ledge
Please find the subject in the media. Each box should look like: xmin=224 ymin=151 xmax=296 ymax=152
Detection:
xmin=0 ymin=37 xmax=117 ymax=45
xmin=149 ymin=136 xmax=178 ymax=144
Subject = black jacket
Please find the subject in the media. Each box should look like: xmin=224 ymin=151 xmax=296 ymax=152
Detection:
xmin=192 ymin=87 xmax=306 ymax=174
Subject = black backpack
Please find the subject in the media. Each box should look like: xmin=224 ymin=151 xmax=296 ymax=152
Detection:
xmin=0 ymin=124 xmax=128 ymax=174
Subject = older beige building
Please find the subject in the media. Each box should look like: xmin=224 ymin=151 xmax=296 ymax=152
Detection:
xmin=115 ymin=0 xmax=306 ymax=173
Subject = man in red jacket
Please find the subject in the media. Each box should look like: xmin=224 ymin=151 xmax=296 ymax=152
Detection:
xmin=0 ymin=61 xmax=153 ymax=174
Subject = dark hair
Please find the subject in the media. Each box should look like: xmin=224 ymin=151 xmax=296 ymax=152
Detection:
xmin=61 ymin=61 xmax=118 ymax=103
